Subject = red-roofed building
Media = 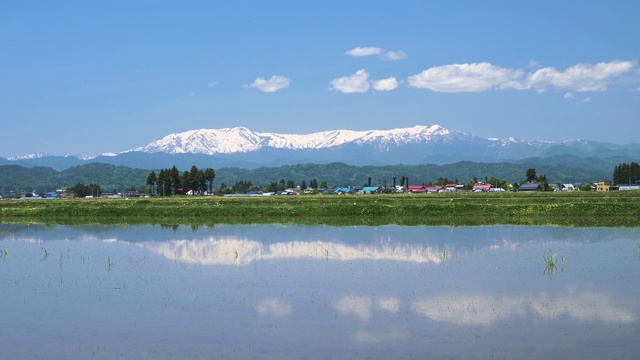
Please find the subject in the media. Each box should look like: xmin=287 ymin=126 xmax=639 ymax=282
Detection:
xmin=407 ymin=185 xmax=427 ymax=193
xmin=473 ymin=183 xmax=492 ymax=192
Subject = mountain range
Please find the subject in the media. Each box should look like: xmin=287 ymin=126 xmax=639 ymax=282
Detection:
xmin=2 ymin=124 xmax=638 ymax=172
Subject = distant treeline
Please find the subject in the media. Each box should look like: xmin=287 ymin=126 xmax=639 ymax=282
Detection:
xmin=0 ymin=160 xmax=616 ymax=194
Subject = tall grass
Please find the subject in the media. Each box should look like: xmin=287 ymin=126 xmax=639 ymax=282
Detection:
xmin=1 ymin=192 xmax=639 ymax=226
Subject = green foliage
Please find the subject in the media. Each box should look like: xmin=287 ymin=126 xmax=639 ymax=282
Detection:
xmin=526 ymin=168 xmax=537 ymax=182
xmin=68 ymin=183 xmax=102 ymax=197
xmin=212 ymin=162 xmax=607 ymax=190
xmin=2 ymin=192 xmax=640 ymax=228
xmin=0 ymin=159 xmax=612 ymax=197
xmin=0 ymin=163 xmax=148 ymax=193
xmin=152 ymin=165 xmax=215 ymax=196
xmin=612 ymin=162 xmax=640 ymax=185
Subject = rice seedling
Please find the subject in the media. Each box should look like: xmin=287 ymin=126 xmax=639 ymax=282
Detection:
xmin=2 ymin=246 xmax=8 ymax=260
xmin=442 ymin=250 xmax=450 ymax=259
xmin=543 ymin=251 xmax=563 ymax=276
xmin=107 ymin=256 xmax=113 ymax=272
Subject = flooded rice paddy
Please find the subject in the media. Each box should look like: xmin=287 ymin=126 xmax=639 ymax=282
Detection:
xmin=1 ymin=224 xmax=639 ymax=359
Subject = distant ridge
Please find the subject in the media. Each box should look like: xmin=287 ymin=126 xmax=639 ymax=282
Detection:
xmin=3 ymin=124 xmax=638 ymax=172
xmin=129 ymin=125 xmax=461 ymax=155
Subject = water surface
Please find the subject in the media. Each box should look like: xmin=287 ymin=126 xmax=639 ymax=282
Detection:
xmin=1 ymin=224 xmax=638 ymax=359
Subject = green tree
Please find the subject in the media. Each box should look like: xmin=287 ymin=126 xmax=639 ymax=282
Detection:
xmin=526 ymin=168 xmax=537 ymax=182
xmin=68 ymin=183 xmax=102 ymax=198
xmin=170 ymin=166 xmax=180 ymax=195
xmin=538 ymin=174 xmax=549 ymax=191
xmin=204 ymin=168 xmax=216 ymax=194
xmin=187 ymin=165 xmax=206 ymax=195
xmin=146 ymin=171 xmax=157 ymax=195
xmin=613 ymin=162 xmax=640 ymax=185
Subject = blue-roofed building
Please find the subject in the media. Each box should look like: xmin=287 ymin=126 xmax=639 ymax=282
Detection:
xmin=359 ymin=186 xmax=379 ymax=194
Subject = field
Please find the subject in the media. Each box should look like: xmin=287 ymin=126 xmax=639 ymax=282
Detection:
xmin=1 ymin=191 xmax=639 ymax=227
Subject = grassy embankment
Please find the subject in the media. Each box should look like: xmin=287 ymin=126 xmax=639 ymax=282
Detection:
xmin=1 ymin=191 xmax=639 ymax=227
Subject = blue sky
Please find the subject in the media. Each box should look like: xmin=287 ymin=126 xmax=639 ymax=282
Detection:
xmin=1 ymin=1 xmax=639 ymax=158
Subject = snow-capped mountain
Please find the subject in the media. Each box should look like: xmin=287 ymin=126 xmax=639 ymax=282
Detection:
xmin=7 ymin=153 xmax=95 ymax=161
xmin=4 ymin=124 xmax=636 ymax=172
xmin=65 ymin=154 xmax=95 ymax=161
xmin=7 ymin=152 xmax=50 ymax=161
xmin=129 ymin=125 xmax=533 ymax=155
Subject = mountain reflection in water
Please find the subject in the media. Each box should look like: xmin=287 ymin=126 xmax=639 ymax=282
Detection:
xmin=143 ymin=238 xmax=444 ymax=265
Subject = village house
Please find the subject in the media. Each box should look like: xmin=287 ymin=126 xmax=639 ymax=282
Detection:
xmin=407 ymin=185 xmax=427 ymax=193
xmin=358 ymin=186 xmax=379 ymax=194
xmin=518 ymin=182 xmax=542 ymax=191
xmin=472 ymin=183 xmax=492 ymax=192
xmin=596 ymin=181 xmax=610 ymax=191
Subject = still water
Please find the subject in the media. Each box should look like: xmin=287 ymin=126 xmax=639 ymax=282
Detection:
xmin=1 ymin=224 xmax=639 ymax=359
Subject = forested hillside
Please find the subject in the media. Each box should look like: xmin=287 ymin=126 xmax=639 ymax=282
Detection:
xmin=0 ymin=163 xmax=150 ymax=193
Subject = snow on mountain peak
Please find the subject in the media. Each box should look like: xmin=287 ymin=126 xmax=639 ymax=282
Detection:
xmin=129 ymin=125 xmax=457 ymax=155
xmin=7 ymin=152 xmax=49 ymax=161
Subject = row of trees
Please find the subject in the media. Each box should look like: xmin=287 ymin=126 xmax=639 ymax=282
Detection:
xmin=612 ymin=162 xmax=640 ymax=185
xmin=141 ymin=166 xmax=573 ymax=195
xmin=216 ymin=178 xmax=330 ymax=194
xmin=146 ymin=165 xmax=215 ymax=196
xmin=68 ymin=183 xmax=102 ymax=198
xmin=205 ymin=169 xmax=546 ymax=194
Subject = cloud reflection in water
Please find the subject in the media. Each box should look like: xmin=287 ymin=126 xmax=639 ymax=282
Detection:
xmin=411 ymin=290 xmax=635 ymax=325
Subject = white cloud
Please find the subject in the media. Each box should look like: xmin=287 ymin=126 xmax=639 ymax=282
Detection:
xmin=583 ymin=97 xmax=592 ymax=103
xmin=528 ymin=60 xmax=542 ymax=68
xmin=564 ymin=92 xmax=575 ymax=100
xmin=335 ymin=295 xmax=373 ymax=322
xmin=526 ymin=61 xmax=635 ymax=92
xmin=256 ymin=298 xmax=292 ymax=317
xmin=345 ymin=47 xmax=383 ymax=57
xmin=407 ymin=60 xmax=636 ymax=93
xmin=411 ymin=291 xmax=635 ymax=326
xmin=330 ymin=69 xmax=370 ymax=93
xmin=377 ymin=296 xmax=400 ymax=313
xmin=207 ymin=81 xmax=218 ymax=87
xmin=345 ymin=46 xmax=407 ymax=60
xmin=407 ymin=62 xmax=525 ymax=92
xmin=250 ymin=75 xmax=290 ymax=93
xmin=371 ymin=77 xmax=398 ymax=91
xmin=383 ymin=50 xmax=407 ymax=60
